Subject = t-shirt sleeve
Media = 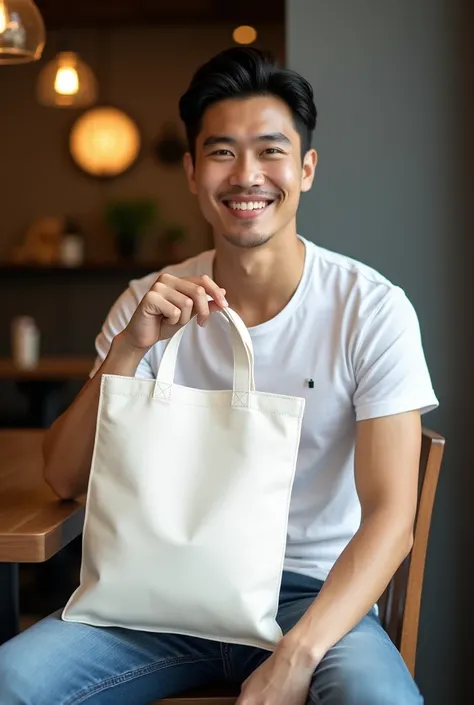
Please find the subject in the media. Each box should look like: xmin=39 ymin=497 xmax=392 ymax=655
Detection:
xmin=88 ymin=284 xmax=155 ymax=381
xmin=352 ymin=288 xmax=438 ymax=421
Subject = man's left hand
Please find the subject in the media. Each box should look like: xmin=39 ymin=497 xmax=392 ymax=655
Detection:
xmin=235 ymin=639 xmax=317 ymax=705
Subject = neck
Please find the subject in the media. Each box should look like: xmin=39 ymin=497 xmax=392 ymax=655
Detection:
xmin=212 ymin=226 xmax=306 ymax=328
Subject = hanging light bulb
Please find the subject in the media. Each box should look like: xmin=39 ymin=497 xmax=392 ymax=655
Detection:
xmin=54 ymin=63 xmax=79 ymax=96
xmin=36 ymin=51 xmax=98 ymax=108
xmin=0 ymin=0 xmax=45 ymax=64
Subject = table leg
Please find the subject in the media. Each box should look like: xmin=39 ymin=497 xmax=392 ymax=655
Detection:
xmin=0 ymin=563 xmax=19 ymax=645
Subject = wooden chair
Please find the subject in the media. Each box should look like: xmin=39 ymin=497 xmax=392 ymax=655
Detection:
xmin=377 ymin=427 xmax=445 ymax=676
xmin=153 ymin=427 xmax=445 ymax=704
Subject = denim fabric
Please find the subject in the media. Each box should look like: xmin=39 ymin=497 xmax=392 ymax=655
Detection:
xmin=0 ymin=571 xmax=422 ymax=704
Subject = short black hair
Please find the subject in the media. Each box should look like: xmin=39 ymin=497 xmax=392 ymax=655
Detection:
xmin=179 ymin=47 xmax=317 ymax=162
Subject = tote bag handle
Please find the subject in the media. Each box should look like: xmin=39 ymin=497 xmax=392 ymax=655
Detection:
xmin=154 ymin=307 xmax=255 ymax=405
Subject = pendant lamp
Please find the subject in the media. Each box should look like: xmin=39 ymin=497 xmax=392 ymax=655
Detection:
xmin=0 ymin=0 xmax=45 ymax=64
xmin=37 ymin=50 xmax=98 ymax=108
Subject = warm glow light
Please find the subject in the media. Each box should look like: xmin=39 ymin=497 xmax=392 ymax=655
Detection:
xmin=232 ymin=25 xmax=257 ymax=45
xmin=0 ymin=0 xmax=45 ymax=63
xmin=37 ymin=51 xmax=97 ymax=108
xmin=0 ymin=2 xmax=7 ymax=34
xmin=69 ymin=107 xmax=141 ymax=177
xmin=54 ymin=66 xmax=79 ymax=96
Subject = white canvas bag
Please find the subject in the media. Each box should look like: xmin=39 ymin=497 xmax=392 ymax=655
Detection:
xmin=62 ymin=308 xmax=305 ymax=649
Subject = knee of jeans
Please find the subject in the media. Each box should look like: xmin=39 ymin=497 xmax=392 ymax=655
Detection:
xmin=0 ymin=643 xmax=37 ymax=704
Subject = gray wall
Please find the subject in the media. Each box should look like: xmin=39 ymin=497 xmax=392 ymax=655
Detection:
xmin=287 ymin=1 xmax=472 ymax=703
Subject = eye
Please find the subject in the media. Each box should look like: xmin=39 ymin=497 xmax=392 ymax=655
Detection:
xmin=209 ymin=149 xmax=234 ymax=158
xmin=262 ymin=148 xmax=285 ymax=156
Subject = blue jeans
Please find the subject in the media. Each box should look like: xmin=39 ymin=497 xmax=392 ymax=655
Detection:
xmin=0 ymin=571 xmax=422 ymax=705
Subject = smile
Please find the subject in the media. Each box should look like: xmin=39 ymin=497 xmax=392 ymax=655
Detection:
xmin=221 ymin=199 xmax=275 ymax=219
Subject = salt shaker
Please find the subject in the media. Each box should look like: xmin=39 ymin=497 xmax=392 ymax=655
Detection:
xmin=11 ymin=316 xmax=40 ymax=368
xmin=60 ymin=234 xmax=84 ymax=267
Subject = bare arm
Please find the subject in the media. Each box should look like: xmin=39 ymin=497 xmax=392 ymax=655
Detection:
xmin=235 ymin=411 xmax=422 ymax=705
xmin=42 ymin=336 xmax=145 ymax=499
xmin=43 ymin=273 xmax=228 ymax=500
xmin=283 ymin=410 xmax=421 ymax=664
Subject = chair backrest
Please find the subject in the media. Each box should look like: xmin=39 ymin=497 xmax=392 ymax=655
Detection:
xmin=155 ymin=426 xmax=445 ymax=704
xmin=378 ymin=427 xmax=445 ymax=676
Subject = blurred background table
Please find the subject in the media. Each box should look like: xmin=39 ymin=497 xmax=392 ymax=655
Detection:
xmin=0 ymin=429 xmax=85 ymax=645
xmin=0 ymin=357 xmax=95 ymax=427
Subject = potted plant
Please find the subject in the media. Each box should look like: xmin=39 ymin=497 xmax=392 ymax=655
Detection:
xmin=106 ymin=198 xmax=158 ymax=260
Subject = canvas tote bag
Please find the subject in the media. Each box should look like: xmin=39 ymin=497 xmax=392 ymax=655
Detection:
xmin=62 ymin=307 xmax=305 ymax=650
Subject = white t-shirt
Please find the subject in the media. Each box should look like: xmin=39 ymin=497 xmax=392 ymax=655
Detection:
xmin=91 ymin=237 xmax=438 ymax=582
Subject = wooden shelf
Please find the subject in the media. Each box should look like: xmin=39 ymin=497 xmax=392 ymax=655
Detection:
xmin=0 ymin=356 xmax=96 ymax=381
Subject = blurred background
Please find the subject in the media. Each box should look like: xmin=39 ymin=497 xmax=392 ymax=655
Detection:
xmin=0 ymin=0 xmax=284 ymax=425
xmin=0 ymin=1 xmax=472 ymax=704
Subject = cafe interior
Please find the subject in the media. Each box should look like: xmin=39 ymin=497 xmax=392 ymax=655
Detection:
xmin=0 ymin=2 xmax=471 ymax=704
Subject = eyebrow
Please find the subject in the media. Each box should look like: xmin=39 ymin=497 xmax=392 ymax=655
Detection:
xmin=203 ymin=132 xmax=291 ymax=147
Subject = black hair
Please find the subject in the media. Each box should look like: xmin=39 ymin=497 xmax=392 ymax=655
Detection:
xmin=179 ymin=47 xmax=317 ymax=162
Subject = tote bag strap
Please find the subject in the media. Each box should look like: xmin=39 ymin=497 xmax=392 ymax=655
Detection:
xmin=221 ymin=307 xmax=255 ymax=388
xmin=155 ymin=307 xmax=255 ymax=404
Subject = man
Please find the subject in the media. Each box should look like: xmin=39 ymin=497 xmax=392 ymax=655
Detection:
xmin=0 ymin=47 xmax=437 ymax=705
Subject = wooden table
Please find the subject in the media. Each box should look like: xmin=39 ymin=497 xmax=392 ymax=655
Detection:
xmin=0 ymin=356 xmax=95 ymax=427
xmin=0 ymin=429 xmax=85 ymax=644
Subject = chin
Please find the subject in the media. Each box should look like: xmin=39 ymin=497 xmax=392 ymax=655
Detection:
xmin=221 ymin=230 xmax=274 ymax=249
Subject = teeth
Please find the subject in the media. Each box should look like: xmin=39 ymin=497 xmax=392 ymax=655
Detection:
xmin=228 ymin=201 xmax=268 ymax=211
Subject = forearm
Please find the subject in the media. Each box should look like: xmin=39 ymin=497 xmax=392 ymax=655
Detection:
xmin=283 ymin=510 xmax=413 ymax=665
xmin=43 ymin=333 xmax=146 ymax=500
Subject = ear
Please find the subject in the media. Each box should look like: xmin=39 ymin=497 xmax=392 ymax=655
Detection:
xmin=183 ymin=152 xmax=198 ymax=195
xmin=301 ymin=149 xmax=318 ymax=193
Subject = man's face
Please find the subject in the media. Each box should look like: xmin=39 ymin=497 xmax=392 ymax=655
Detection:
xmin=184 ymin=95 xmax=317 ymax=249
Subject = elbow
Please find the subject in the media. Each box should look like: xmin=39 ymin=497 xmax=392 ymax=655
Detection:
xmin=43 ymin=463 xmax=77 ymax=501
xmin=394 ymin=521 xmax=414 ymax=562
xmin=404 ymin=528 xmax=414 ymax=556
xmin=401 ymin=509 xmax=415 ymax=556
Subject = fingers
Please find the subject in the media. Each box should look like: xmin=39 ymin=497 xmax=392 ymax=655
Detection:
xmin=195 ymin=275 xmax=228 ymax=309
xmin=153 ymin=274 xmax=228 ymax=327
xmin=140 ymin=290 xmax=185 ymax=327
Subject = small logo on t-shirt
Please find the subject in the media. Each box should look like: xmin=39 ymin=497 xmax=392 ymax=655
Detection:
xmin=307 ymin=379 xmax=314 ymax=389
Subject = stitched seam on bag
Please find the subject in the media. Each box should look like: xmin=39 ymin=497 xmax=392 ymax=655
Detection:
xmin=64 ymin=655 xmax=222 ymax=705
xmin=104 ymin=377 xmax=299 ymax=402
xmin=103 ymin=389 xmax=301 ymax=402
xmin=105 ymin=391 xmax=303 ymax=417
xmin=232 ymin=391 xmax=249 ymax=407
xmin=270 ymin=413 xmax=305 ymax=633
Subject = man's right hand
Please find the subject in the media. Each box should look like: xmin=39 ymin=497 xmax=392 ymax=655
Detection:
xmin=43 ymin=274 xmax=228 ymax=500
xmin=117 ymin=273 xmax=229 ymax=353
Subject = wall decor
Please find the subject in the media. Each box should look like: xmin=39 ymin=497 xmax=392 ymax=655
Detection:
xmin=69 ymin=105 xmax=141 ymax=178
xmin=152 ymin=123 xmax=186 ymax=166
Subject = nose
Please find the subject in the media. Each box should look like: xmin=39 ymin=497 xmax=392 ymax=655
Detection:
xmin=228 ymin=154 xmax=265 ymax=189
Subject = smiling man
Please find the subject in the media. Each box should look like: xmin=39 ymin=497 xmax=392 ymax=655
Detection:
xmin=0 ymin=48 xmax=438 ymax=705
